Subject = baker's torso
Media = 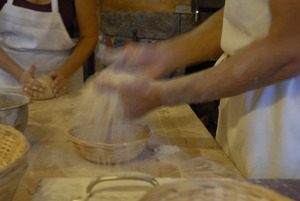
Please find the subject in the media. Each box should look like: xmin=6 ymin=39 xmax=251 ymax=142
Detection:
xmin=216 ymin=0 xmax=300 ymax=178
xmin=0 ymin=0 xmax=75 ymax=36
xmin=0 ymin=0 xmax=76 ymax=89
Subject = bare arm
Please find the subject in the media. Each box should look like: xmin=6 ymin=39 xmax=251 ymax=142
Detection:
xmin=156 ymin=8 xmax=224 ymax=73
xmin=95 ymin=0 xmax=300 ymax=119
xmin=0 ymin=47 xmax=43 ymax=94
xmin=55 ymin=0 xmax=99 ymax=79
xmin=101 ymin=8 xmax=223 ymax=79
xmin=0 ymin=48 xmax=24 ymax=81
xmin=157 ymin=0 xmax=300 ymax=105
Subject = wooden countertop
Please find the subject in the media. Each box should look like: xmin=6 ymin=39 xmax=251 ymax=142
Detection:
xmin=12 ymin=90 xmax=242 ymax=201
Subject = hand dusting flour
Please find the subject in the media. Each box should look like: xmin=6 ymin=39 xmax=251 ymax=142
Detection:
xmin=76 ymin=70 xmax=137 ymax=144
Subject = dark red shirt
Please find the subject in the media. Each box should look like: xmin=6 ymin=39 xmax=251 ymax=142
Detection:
xmin=0 ymin=0 xmax=76 ymax=36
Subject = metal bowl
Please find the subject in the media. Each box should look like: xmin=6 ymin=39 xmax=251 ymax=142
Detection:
xmin=0 ymin=93 xmax=29 ymax=133
xmin=139 ymin=179 xmax=293 ymax=201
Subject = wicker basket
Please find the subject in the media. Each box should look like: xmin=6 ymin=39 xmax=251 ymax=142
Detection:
xmin=139 ymin=179 xmax=294 ymax=201
xmin=0 ymin=124 xmax=30 ymax=201
xmin=67 ymin=123 xmax=153 ymax=164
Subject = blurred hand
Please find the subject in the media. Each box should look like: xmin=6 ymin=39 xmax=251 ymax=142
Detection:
xmin=94 ymin=69 xmax=162 ymax=119
xmin=102 ymin=44 xmax=170 ymax=79
xmin=50 ymin=72 xmax=69 ymax=97
xmin=19 ymin=65 xmax=44 ymax=98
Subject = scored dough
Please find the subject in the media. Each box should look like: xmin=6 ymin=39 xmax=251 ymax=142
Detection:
xmin=32 ymin=75 xmax=54 ymax=100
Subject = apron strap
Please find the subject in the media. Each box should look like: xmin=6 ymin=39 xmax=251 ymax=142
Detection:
xmin=51 ymin=0 xmax=59 ymax=12
xmin=7 ymin=0 xmax=13 ymax=5
xmin=214 ymin=53 xmax=230 ymax=66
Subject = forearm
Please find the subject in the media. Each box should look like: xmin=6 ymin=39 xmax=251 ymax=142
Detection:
xmin=156 ymin=8 xmax=224 ymax=73
xmin=57 ymin=0 xmax=99 ymax=79
xmin=56 ymin=35 xmax=98 ymax=79
xmin=153 ymin=0 xmax=300 ymax=106
xmin=0 ymin=47 xmax=24 ymax=82
xmin=156 ymin=26 xmax=300 ymax=106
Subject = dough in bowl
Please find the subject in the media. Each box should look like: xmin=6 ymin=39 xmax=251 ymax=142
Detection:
xmin=32 ymin=75 xmax=54 ymax=100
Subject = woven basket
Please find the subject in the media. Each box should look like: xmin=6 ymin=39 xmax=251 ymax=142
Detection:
xmin=67 ymin=123 xmax=153 ymax=164
xmin=0 ymin=124 xmax=30 ymax=201
xmin=139 ymin=179 xmax=294 ymax=201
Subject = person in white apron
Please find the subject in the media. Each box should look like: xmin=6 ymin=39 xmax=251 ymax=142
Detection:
xmin=94 ymin=0 xmax=300 ymax=178
xmin=0 ymin=0 xmax=98 ymax=97
xmin=214 ymin=0 xmax=300 ymax=178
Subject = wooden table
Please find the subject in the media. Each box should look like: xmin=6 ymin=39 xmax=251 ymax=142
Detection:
xmin=12 ymin=90 xmax=242 ymax=201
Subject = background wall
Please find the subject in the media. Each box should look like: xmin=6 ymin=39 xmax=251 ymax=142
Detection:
xmin=98 ymin=1 xmax=209 ymax=40
xmin=99 ymin=0 xmax=190 ymax=13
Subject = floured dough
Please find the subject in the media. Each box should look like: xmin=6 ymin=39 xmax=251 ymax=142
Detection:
xmin=32 ymin=75 xmax=54 ymax=100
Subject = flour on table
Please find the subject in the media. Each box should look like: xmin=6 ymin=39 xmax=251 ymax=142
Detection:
xmin=154 ymin=145 xmax=180 ymax=154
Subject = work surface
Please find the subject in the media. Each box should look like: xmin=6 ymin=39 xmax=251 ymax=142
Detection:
xmin=11 ymin=90 xmax=243 ymax=201
xmin=10 ymin=90 xmax=300 ymax=201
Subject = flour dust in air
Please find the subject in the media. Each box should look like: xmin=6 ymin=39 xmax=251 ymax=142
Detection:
xmin=74 ymin=71 xmax=140 ymax=164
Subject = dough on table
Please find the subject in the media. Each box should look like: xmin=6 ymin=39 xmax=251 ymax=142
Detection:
xmin=32 ymin=75 xmax=54 ymax=100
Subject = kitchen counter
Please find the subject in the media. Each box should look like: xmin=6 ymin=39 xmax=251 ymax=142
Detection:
xmin=12 ymin=90 xmax=244 ymax=201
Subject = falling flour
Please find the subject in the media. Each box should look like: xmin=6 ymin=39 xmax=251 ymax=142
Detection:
xmin=75 ymin=70 xmax=138 ymax=144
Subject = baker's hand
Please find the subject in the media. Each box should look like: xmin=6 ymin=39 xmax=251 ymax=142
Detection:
xmin=94 ymin=69 xmax=162 ymax=119
xmin=19 ymin=65 xmax=44 ymax=98
xmin=50 ymin=72 xmax=69 ymax=97
xmin=102 ymin=44 xmax=170 ymax=79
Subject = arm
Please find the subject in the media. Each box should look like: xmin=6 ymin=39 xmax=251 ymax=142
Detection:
xmin=95 ymin=0 xmax=300 ymax=119
xmin=0 ymin=48 xmax=23 ymax=82
xmin=0 ymin=47 xmax=43 ymax=95
xmin=98 ymin=0 xmax=300 ymax=118
xmin=102 ymin=8 xmax=224 ymax=79
xmin=52 ymin=0 xmax=98 ymax=95
xmin=156 ymin=0 xmax=300 ymax=105
xmin=156 ymin=7 xmax=224 ymax=73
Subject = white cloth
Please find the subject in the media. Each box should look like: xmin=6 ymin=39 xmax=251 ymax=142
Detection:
xmin=0 ymin=0 xmax=79 ymax=89
xmin=216 ymin=0 xmax=300 ymax=178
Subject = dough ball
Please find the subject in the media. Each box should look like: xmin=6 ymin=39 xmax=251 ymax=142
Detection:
xmin=32 ymin=75 xmax=54 ymax=100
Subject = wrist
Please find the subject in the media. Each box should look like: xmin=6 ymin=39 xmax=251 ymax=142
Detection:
xmin=51 ymin=71 xmax=66 ymax=80
xmin=155 ymin=43 xmax=177 ymax=75
xmin=53 ymin=68 xmax=69 ymax=79
xmin=157 ymin=78 xmax=190 ymax=106
xmin=158 ymin=80 xmax=177 ymax=106
xmin=148 ymin=81 xmax=164 ymax=108
xmin=148 ymin=80 xmax=182 ymax=107
xmin=17 ymin=70 xmax=25 ymax=83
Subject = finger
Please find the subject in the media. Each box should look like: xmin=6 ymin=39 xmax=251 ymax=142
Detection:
xmin=22 ymin=87 xmax=32 ymax=98
xmin=55 ymin=86 xmax=68 ymax=97
xmin=50 ymin=73 xmax=66 ymax=94
xmin=52 ymin=76 xmax=63 ymax=89
xmin=27 ymin=65 xmax=36 ymax=76
xmin=54 ymin=83 xmax=64 ymax=95
xmin=23 ymin=86 xmax=38 ymax=98
xmin=49 ymin=71 xmax=58 ymax=80
xmin=23 ymin=84 xmax=38 ymax=95
xmin=25 ymin=78 xmax=44 ymax=92
xmin=54 ymin=83 xmax=68 ymax=97
xmin=53 ymin=78 xmax=68 ymax=97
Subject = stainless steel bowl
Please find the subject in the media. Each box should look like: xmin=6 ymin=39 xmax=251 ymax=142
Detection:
xmin=139 ymin=179 xmax=293 ymax=201
xmin=0 ymin=93 xmax=29 ymax=133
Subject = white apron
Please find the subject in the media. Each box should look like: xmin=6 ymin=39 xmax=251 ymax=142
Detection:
xmin=0 ymin=0 xmax=81 ymax=89
xmin=216 ymin=0 xmax=300 ymax=178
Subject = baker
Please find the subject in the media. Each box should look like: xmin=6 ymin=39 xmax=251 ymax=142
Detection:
xmin=95 ymin=0 xmax=300 ymax=178
xmin=0 ymin=0 xmax=98 ymax=98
